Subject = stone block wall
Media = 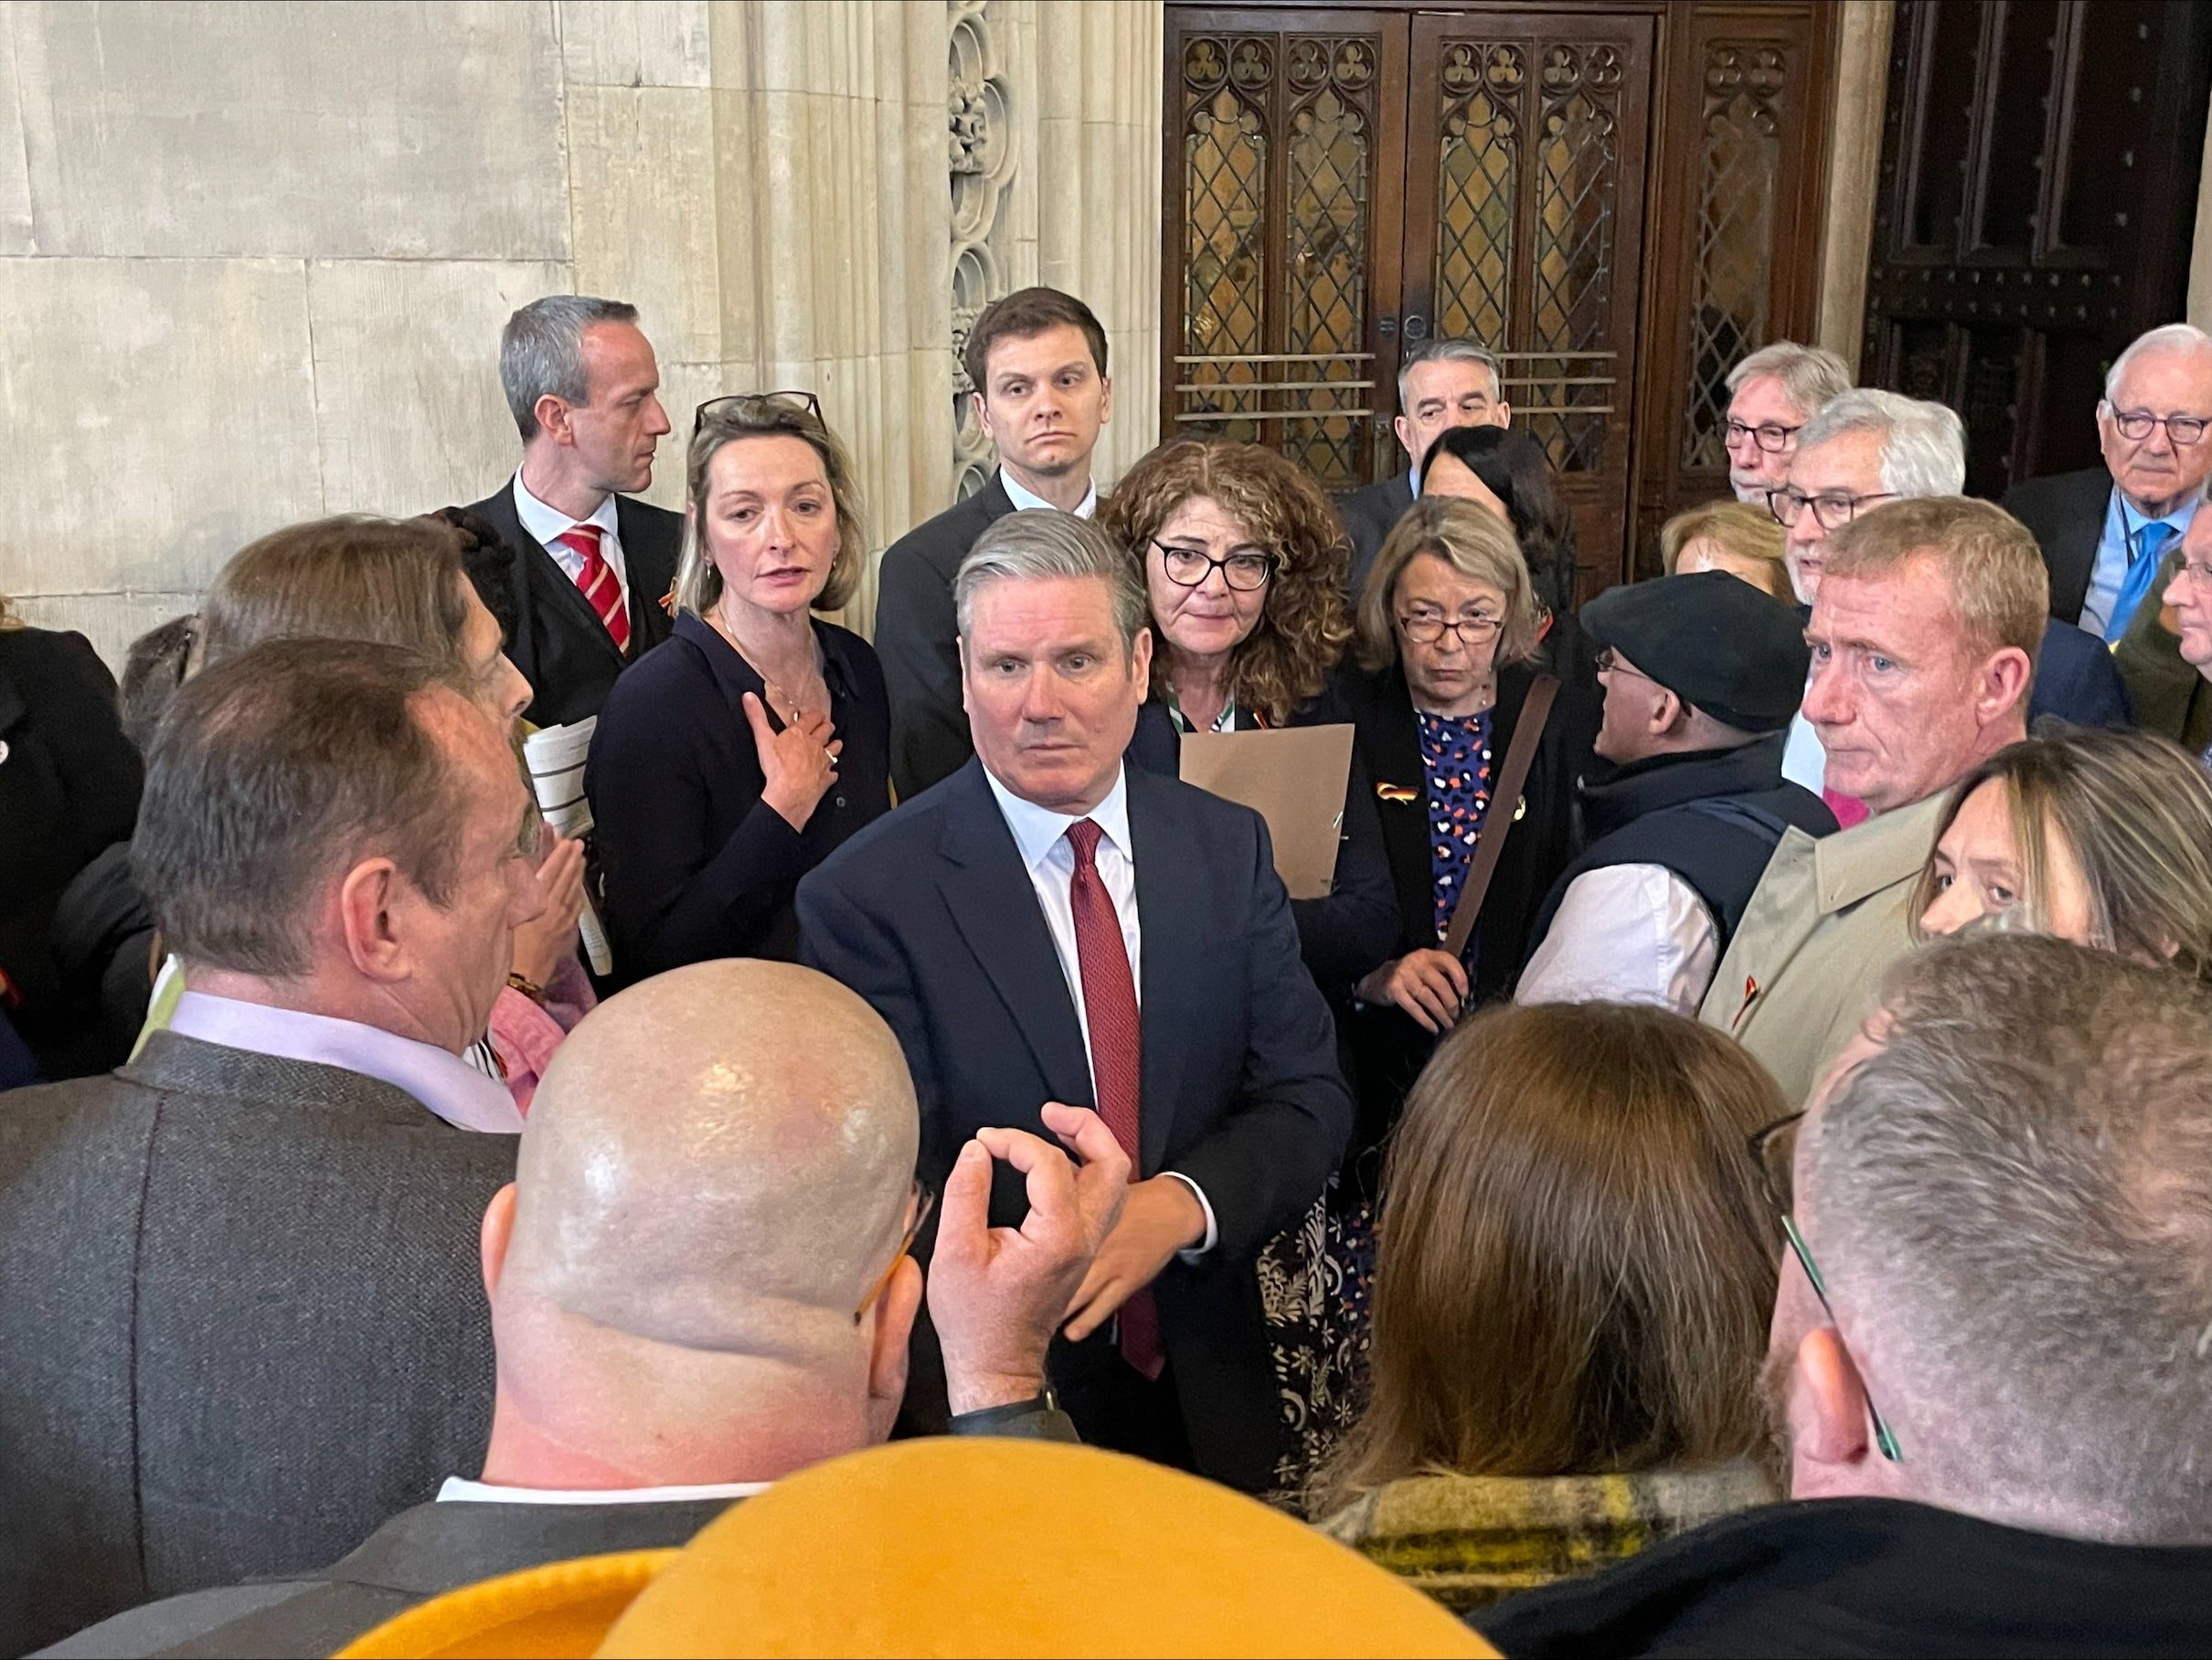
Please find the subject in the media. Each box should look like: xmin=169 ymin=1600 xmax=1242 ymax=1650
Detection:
xmin=0 ymin=0 xmax=1164 ymax=665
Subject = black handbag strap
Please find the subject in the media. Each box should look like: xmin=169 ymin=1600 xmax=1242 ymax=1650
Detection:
xmin=1441 ymin=672 xmax=1559 ymax=961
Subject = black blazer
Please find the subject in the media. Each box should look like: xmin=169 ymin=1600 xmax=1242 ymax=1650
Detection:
xmin=0 ymin=1033 xmax=516 ymax=1655
xmin=876 ymin=474 xmax=1018 ymax=798
xmin=586 ymin=612 xmax=891 ymax=978
xmin=796 ymin=759 xmax=1352 ymax=1492
xmin=2001 ymin=465 xmax=2108 ymax=626
xmin=0 ymin=627 xmax=142 ymax=1079
xmin=461 ymin=477 xmax=682 ymax=730
xmin=1335 ymin=656 xmax=1598 ymax=1132
xmin=1336 ymin=472 xmax=1416 ymax=601
xmin=41 ymin=1498 xmax=732 ymax=1658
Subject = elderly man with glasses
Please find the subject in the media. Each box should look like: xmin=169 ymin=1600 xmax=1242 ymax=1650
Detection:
xmin=1718 ymin=340 xmax=1852 ymax=505
xmin=1770 ymin=390 xmax=2130 ymax=813
xmin=2007 ymin=324 xmax=2212 ymax=746
xmin=2152 ymin=505 xmax=2212 ymax=762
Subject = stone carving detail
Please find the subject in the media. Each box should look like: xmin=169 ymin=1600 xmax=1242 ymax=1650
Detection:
xmin=950 ymin=1 xmax=1017 ymax=499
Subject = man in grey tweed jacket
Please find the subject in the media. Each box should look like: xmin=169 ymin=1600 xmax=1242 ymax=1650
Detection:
xmin=0 ymin=641 xmax=537 ymax=1655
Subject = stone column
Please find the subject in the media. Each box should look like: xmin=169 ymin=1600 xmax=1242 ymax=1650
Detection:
xmin=1814 ymin=0 xmax=1894 ymax=375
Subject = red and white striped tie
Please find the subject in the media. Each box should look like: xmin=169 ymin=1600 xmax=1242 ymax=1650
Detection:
xmin=557 ymin=523 xmax=630 ymax=653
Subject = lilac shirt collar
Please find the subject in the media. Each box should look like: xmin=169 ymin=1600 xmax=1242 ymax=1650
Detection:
xmin=168 ymin=991 xmax=525 ymax=1134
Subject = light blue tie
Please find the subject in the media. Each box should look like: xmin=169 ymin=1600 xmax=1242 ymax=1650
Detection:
xmin=2107 ymin=520 xmax=2178 ymax=642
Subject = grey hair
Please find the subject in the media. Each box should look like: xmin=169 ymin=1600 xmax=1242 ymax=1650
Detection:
xmin=1805 ymin=935 xmax=2212 ymax=1545
xmin=1726 ymin=341 xmax=1853 ymax=422
xmin=1397 ymin=336 xmax=1504 ymax=407
xmin=500 ymin=294 xmax=641 ymax=442
xmin=2103 ymin=322 xmax=2212 ymax=399
xmin=953 ymin=509 xmax=1148 ymax=655
xmin=1797 ymin=388 xmax=1965 ymax=499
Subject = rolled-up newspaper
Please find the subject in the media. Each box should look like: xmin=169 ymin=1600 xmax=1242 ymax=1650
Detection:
xmin=521 ymin=717 xmax=612 ymax=976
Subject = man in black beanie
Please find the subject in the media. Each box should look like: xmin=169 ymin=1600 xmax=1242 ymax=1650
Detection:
xmin=1516 ymin=571 xmax=1838 ymax=1013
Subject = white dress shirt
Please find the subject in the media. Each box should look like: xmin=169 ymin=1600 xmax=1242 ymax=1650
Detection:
xmin=999 ymin=466 xmax=1098 ymax=519
xmin=438 ymin=1476 xmax=770 ymax=1506
xmin=982 ymin=763 xmax=1218 ymax=1254
xmin=1515 ymin=865 xmax=1721 ymax=1016
xmin=168 ymin=989 xmax=525 ymax=1133
xmin=2082 ymin=486 xmax=2198 ymax=637
xmin=513 ymin=474 xmax=630 ymax=614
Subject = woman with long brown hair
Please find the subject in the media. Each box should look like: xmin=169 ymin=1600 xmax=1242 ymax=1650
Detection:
xmin=1314 ymin=1000 xmax=1784 ymax=1608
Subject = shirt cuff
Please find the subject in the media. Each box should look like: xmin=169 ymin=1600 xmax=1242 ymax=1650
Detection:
xmin=1164 ymin=1171 xmax=1219 ymax=1259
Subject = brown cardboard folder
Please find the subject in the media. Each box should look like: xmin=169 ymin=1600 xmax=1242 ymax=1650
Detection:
xmin=1177 ymin=724 xmax=1355 ymax=900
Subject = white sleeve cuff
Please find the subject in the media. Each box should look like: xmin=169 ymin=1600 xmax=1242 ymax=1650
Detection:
xmin=1163 ymin=1171 xmax=1219 ymax=1259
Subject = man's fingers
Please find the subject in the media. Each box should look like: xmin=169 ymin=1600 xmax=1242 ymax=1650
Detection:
xmin=1061 ymin=1264 xmax=1126 ymax=1342
xmin=1038 ymin=1103 xmax=1130 ymax=1182
xmin=933 ymin=1140 xmax=993 ymax=1269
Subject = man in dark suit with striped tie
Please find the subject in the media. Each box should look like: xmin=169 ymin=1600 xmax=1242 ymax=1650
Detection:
xmin=462 ymin=295 xmax=684 ymax=729
xmin=799 ymin=510 xmax=1351 ymax=1495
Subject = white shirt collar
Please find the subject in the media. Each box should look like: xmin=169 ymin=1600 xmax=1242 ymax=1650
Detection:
xmin=437 ymin=1475 xmax=771 ymax=1506
xmin=983 ymin=762 xmax=1133 ymax=874
xmin=169 ymin=990 xmax=525 ymax=1133
xmin=998 ymin=465 xmax=1097 ymax=519
xmin=513 ymin=471 xmax=620 ymax=549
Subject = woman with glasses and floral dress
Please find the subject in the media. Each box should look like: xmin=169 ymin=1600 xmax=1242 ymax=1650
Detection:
xmin=587 ymin=394 xmax=890 ymax=976
xmin=1336 ymin=495 xmax=1597 ymax=1119
xmin=1100 ymin=438 xmax=1400 ymax=1501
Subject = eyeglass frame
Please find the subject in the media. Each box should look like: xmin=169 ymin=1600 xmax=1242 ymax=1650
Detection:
xmin=1592 ymin=645 xmax=1654 ymax=681
xmin=2097 ymin=401 xmax=2212 ymax=447
xmin=853 ymin=1178 xmax=936 ymax=1325
xmin=1396 ymin=606 xmax=1505 ymax=646
xmin=1747 ymin=1112 xmax=1904 ymax=1463
xmin=1767 ymin=485 xmax=1898 ymax=533
xmin=1148 ymin=537 xmax=1278 ymax=593
xmin=695 ymin=389 xmax=824 ymax=433
xmin=1724 ymin=417 xmax=1803 ymax=454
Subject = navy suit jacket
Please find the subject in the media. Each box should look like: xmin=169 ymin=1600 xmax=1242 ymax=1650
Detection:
xmin=796 ymin=758 xmax=1351 ymax=1491
xmin=1337 ymin=472 xmax=1416 ymax=602
xmin=2031 ymin=616 xmax=2133 ymax=730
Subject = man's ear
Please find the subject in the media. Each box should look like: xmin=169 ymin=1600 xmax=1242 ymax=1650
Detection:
xmin=1130 ymin=624 xmax=1154 ymax=687
xmin=1786 ymin=1325 xmax=1888 ymax=1497
xmin=534 ymin=393 xmax=576 ymax=448
xmin=1494 ymin=400 xmax=1513 ymax=429
xmin=1653 ymin=686 xmax=1688 ymax=738
xmin=335 ymin=857 xmax=409 ymax=984
xmin=866 ymin=1256 xmax=923 ymax=1410
xmin=1394 ymin=413 xmax=1415 ymax=463
xmin=1097 ymin=374 xmax=1113 ymax=428
xmin=1976 ymin=646 xmax=2035 ymax=727
xmin=972 ymin=388 xmax=996 ymax=447
xmin=481 ymin=1183 xmax=519 ymax=1301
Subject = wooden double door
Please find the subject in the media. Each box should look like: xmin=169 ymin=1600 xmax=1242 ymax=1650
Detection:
xmin=1163 ymin=3 xmax=1837 ymax=597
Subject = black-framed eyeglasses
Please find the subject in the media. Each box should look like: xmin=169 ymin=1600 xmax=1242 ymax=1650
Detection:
xmin=1397 ymin=608 xmax=1503 ymax=645
xmin=1592 ymin=646 xmax=1652 ymax=680
xmin=1768 ymin=486 xmax=1897 ymax=532
xmin=695 ymin=389 xmax=824 ymax=432
xmin=1726 ymin=418 xmax=1802 ymax=453
xmin=853 ymin=1179 xmax=936 ymax=1325
xmin=2100 ymin=402 xmax=2211 ymax=446
xmin=1151 ymin=538 xmax=1277 ymax=592
xmin=1748 ymin=1113 xmax=1903 ymax=1463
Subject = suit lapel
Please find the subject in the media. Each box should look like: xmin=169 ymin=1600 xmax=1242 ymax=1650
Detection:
xmin=935 ymin=768 xmax=1094 ymax=1109
xmin=495 ymin=475 xmax=627 ymax=675
xmin=1128 ymin=771 xmax=1197 ymax=1176
xmin=614 ymin=495 xmax=679 ymax=656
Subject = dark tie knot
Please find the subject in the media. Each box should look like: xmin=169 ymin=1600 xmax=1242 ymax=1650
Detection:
xmin=1066 ymin=817 xmax=1105 ymax=869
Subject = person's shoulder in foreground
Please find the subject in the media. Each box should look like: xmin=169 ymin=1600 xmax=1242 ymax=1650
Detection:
xmin=1475 ymin=1495 xmax=2212 ymax=1660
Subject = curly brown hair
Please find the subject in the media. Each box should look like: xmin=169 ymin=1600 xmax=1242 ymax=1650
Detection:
xmin=1098 ymin=440 xmax=1352 ymax=726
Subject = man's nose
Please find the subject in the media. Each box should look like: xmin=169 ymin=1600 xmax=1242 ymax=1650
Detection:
xmin=643 ymin=394 xmax=671 ymax=438
xmin=1020 ymin=669 xmax=1065 ymax=723
xmin=1801 ymin=656 xmax=1848 ymax=727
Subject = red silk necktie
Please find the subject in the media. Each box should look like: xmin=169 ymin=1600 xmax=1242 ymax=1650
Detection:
xmin=557 ymin=523 xmax=631 ymax=653
xmin=1065 ymin=818 xmax=1163 ymax=1381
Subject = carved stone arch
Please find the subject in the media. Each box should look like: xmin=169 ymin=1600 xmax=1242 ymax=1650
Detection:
xmin=950 ymin=1 xmax=1019 ymax=500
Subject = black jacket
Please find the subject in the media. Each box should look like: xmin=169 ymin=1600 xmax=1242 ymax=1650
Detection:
xmin=797 ymin=760 xmax=1351 ymax=1493
xmin=1527 ymin=735 xmax=1837 ymax=963
xmin=876 ymin=474 xmax=1019 ymax=798
xmin=0 ymin=627 xmax=143 ymax=1080
xmin=1336 ymin=472 xmax=1416 ymax=601
xmin=0 ymin=1033 xmax=516 ymax=1655
xmin=2000 ymin=466 xmax=2107 ymax=626
xmin=586 ymin=612 xmax=891 ymax=977
xmin=1478 ymin=1496 xmax=2212 ymax=1659
xmin=459 ymin=478 xmax=682 ymax=730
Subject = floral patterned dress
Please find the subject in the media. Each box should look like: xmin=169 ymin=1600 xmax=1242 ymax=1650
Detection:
xmin=1417 ymin=708 xmax=1497 ymax=958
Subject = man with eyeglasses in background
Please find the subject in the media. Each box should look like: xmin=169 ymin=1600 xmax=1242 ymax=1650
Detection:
xmin=1770 ymin=390 xmax=2129 ymax=813
xmin=1717 ymin=341 xmax=1852 ymax=505
xmin=1482 ymin=934 xmax=2212 ymax=1659
xmin=2154 ymin=503 xmax=2212 ymax=763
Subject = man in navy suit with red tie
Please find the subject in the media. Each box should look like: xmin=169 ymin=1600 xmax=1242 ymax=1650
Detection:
xmin=798 ymin=510 xmax=1351 ymax=1494
xmin=462 ymin=295 xmax=683 ymax=729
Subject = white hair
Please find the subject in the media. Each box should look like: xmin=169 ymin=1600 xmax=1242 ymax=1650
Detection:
xmin=1796 ymin=388 xmax=1965 ymax=499
xmin=1726 ymin=341 xmax=1853 ymax=423
xmin=2102 ymin=323 xmax=2212 ymax=399
xmin=1397 ymin=336 xmax=1504 ymax=407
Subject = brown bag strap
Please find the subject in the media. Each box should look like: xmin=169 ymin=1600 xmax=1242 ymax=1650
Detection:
xmin=1441 ymin=672 xmax=1558 ymax=961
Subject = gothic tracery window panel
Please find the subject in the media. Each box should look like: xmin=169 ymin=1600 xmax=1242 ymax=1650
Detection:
xmin=1434 ymin=44 xmax=1522 ymax=348
xmin=1282 ymin=38 xmax=1375 ymax=488
xmin=1682 ymin=44 xmax=1785 ymax=470
xmin=1528 ymin=44 xmax=1622 ymax=473
xmin=1182 ymin=37 xmax=1270 ymax=445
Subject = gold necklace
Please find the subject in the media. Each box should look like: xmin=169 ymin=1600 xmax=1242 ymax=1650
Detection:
xmin=710 ymin=604 xmax=818 ymax=724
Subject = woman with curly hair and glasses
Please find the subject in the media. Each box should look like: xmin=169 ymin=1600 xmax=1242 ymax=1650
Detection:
xmin=1100 ymin=439 xmax=1401 ymax=1498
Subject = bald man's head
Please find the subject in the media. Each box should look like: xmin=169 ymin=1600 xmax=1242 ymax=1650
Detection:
xmin=502 ymin=960 xmax=919 ymax=1361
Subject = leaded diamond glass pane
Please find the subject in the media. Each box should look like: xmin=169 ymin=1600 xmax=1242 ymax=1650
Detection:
xmin=1283 ymin=81 xmax=1370 ymax=488
xmin=1183 ymin=84 xmax=1267 ymax=444
xmin=1683 ymin=80 xmax=1781 ymax=469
